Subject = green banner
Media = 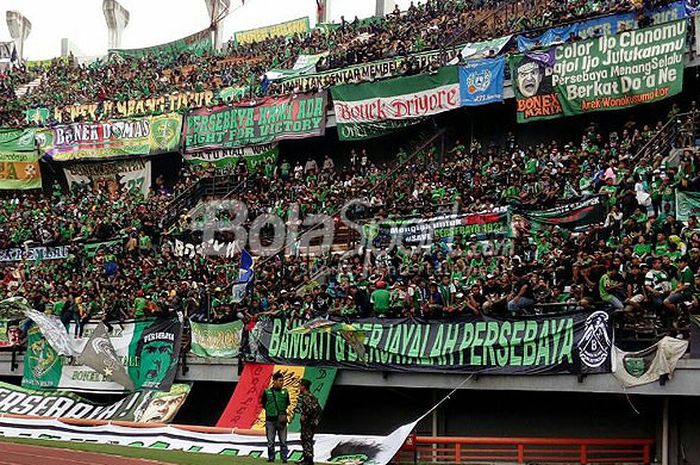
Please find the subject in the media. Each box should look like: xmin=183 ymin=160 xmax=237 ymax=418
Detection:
xmin=0 ymin=128 xmax=36 ymax=152
xmin=190 ymin=320 xmax=243 ymax=358
xmin=111 ymin=29 xmax=212 ymax=59
xmin=234 ymin=17 xmax=310 ymax=45
xmin=183 ymin=143 xmax=279 ymax=170
xmin=331 ymin=67 xmax=460 ymax=141
xmin=0 ymin=381 xmax=191 ymax=423
xmin=676 ymin=190 xmax=700 ymax=222
xmin=510 ymin=20 xmax=686 ymax=123
xmin=0 ymin=150 xmax=42 ymax=190
xmin=23 ymin=318 xmax=182 ymax=393
xmin=184 ymin=93 xmax=326 ymax=151
xmin=38 ymin=113 xmax=182 ymax=161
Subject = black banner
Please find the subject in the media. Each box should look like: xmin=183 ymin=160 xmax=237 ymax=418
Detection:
xmin=247 ymin=312 xmax=612 ymax=375
xmin=512 ymin=197 xmax=606 ymax=235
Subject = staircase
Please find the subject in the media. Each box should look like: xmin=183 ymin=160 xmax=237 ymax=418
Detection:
xmin=14 ymin=77 xmax=42 ymax=98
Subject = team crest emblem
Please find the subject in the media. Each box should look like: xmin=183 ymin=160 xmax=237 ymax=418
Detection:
xmin=467 ymin=69 xmax=492 ymax=94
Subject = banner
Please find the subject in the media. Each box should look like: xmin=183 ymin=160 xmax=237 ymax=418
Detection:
xmin=63 ymin=159 xmax=151 ymax=197
xmin=0 ymin=320 xmax=21 ymax=348
xmin=234 ymin=17 xmax=310 ymax=45
xmin=277 ymin=46 xmax=462 ymax=94
xmin=516 ymin=1 xmax=687 ymax=51
xmin=453 ymin=35 xmax=512 ymax=61
xmin=331 ymin=67 xmax=460 ymax=141
xmin=184 ymin=93 xmax=326 ymax=151
xmin=38 ymin=113 xmax=182 ymax=161
xmin=0 ymin=245 xmax=68 ymax=263
xmin=183 ymin=143 xmax=279 ymax=169
xmin=696 ymin=13 xmax=700 ymax=56
xmin=370 ymin=209 xmax=509 ymax=247
xmin=459 ymin=57 xmax=505 ymax=106
xmin=53 ymin=90 xmax=215 ymax=123
xmin=247 ymin=312 xmax=613 ymax=375
xmin=510 ymin=20 xmax=687 ymax=123
xmin=0 ymin=382 xmax=190 ymax=423
xmin=0 ymin=128 xmax=36 ymax=152
xmin=216 ymin=363 xmax=337 ymax=433
xmin=612 ymin=336 xmax=688 ymax=387
xmin=23 ymin=318 xmax=182 ymax=393
xmin=676 ymin=190 xmax=700 ymax=222
xmin=512 ymin=197 xmax=607 ymax=234
xmin=167 ymin=236 xmax=240 ymax=259
xmin=111 ymin=29 xmax=212 ymax=59
xmin=0 ymin=129 xmax=41 ymax=190
xmin=0 ymin=415 xmax=415 ymax=465
xmin=267 ymin=52 xmax=329 ymax=80
xmin=25 ymin=309 xmax=77 ymax=357
xmin=0 ymin=150 xmax=42 ymax=190
xmin=190 ymin=320 xmax=243 ymax=358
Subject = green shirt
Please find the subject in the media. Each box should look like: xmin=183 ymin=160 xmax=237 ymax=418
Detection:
xmin=370 ymin=289 xmax=391 ymax=313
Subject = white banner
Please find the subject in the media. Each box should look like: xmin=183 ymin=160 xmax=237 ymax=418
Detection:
xmin=612 ymin=336 xmax=688 ymax=387
xmin=334 ymin=83 xmax=461 ymax=124
xmin=0 ymin=416 xmax=417 ymax=465
xmin=63 ymin=159 xmax=151 ymax=197
xmin=25 ymin=309 xmax=77 ymax=357
xmin=0 ymin=245 xmax=68 ymax=262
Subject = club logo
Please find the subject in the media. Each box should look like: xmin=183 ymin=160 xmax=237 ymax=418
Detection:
xmin=467 ymin=69 xmax=492 ymax=94
xmin=151 ymin=117 xmax=180 ymax=150
xmin=577 ymin=310 xmax=611 ymax=368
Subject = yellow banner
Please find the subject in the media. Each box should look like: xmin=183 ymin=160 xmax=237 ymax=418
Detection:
xmin=0 ymin=151 xmax=41 ymax=190
xmin=234 ymin=17 xmax=310 ymax=45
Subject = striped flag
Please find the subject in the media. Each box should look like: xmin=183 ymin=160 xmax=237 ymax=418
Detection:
xmin=216 ymin=362 xmax=336 ymax=432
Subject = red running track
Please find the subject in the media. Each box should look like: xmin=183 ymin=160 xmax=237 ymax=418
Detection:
xmin=0 ymin=442 xmax=169 ymax=465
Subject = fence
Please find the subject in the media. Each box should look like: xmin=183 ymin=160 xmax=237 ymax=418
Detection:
xmin=394 ymin=436 xmax=654 ymax=465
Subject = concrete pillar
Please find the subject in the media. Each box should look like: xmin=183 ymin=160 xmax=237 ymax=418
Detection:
xmin=317 ymin=0 xmax=331 ymax=24
xmin=205 ymin=0 xmax=230 ymax=50
xmin=375 ymin=0 xmax=395 ymax=17
xmin=103 ymin=0 xmax=130 ymax=50
xmin=5 ymin=11 xmax=31 ymax=61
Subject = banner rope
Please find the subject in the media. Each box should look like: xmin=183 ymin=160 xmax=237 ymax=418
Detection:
xmin=417 ymin=373 xmax=475 ymax=422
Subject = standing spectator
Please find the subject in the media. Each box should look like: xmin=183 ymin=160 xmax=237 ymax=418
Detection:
xmin=296 ymin=379 xmax=322 ymax=465
xmin=262 ymin=372 xmax=290 ymax=463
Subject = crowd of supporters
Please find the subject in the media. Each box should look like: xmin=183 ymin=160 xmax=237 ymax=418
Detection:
xmin=0 ymin=0 xmax=689 ymax=127
xmin=0 ymin=0 xmax=699 ymax=351
xmin=1 ymin=100 xmax=698 ymax=344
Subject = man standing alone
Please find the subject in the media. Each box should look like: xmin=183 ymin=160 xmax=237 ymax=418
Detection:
xmin=262 ymin=372 xmax=290 ymax=462
xmin=297 ymin=379 xmax=322 ymax=465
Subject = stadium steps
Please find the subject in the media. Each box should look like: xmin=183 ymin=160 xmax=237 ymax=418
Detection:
xmin=14 ymin=77 xmax=42 ymax=98
xmin=634 ymin=111 xmax=700 ymax=166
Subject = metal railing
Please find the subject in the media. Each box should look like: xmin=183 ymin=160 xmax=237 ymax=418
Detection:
xmin=633 ymin=111 xmax=700 ymax=163
xmin=160 ymin=175 xmax=246 ymax=228
xmin=394 ymin=436 xmax=654 ymax=465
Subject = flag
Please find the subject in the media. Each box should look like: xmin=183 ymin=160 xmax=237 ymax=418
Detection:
xmin=231 ymin=249 xmax=254 ymax=303
xmin=25 ymin=308 xmax=77 ymax=357
xmin=76 ymin=323 xmax=135 ymax=391
xmin=216 ymin=362 xmax=336 ymax=432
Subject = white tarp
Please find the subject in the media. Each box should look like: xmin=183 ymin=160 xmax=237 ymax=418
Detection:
xmin=612 ymin=336 xmax=688 ymax=387
xmin=0 ymin=416 xmax=417 ymax=465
